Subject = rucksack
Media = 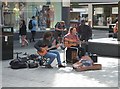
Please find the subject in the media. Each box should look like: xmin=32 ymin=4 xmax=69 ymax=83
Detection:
xmin=28 ymin=20 xmax=33 ymax=30
xmin=9 ymin=58 xmax=27 ymax=69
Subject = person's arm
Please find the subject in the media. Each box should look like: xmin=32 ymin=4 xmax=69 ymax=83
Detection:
xmin=34 ymin=40 xmax=42 ymax=51
xmin=113 ymin=26 xmax=118 ymax=33
xmin=55 ymin=23 xmax=63 ymax=31
xmin=55 ymin=27 xmax=63 ymax=31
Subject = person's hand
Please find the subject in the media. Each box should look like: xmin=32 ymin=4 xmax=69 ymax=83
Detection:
xmin=56 ymin=44 xmax=60 ymax=48
xmin=43 ymin=46 xmax=48 ymax=50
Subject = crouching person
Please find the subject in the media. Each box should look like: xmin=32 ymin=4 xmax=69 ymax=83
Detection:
xmin=73 ymin=55 xmax=102 ymax=72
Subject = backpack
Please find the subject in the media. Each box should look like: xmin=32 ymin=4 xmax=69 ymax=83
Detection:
xmin=28 ymin=20 xmax=33 ymax=30
xmin=9 ymin=58 xmax=27 ymax=69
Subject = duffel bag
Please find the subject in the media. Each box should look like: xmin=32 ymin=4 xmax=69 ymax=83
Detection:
xmin=9 ymin=59 xmax=27 ymax=69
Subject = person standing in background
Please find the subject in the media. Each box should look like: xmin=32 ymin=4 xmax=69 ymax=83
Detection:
xmin=113 ymin=21 xmax=118 ymax=38
xmin=54 ymin=21 xmax=66 ymax=44
xmin=77 ymin=20 xmax=92 ymax=53
xmin=30 ymin=16 xmax=37 ymax=42
xmin=19 ymin=20 xmax=28 ymax=47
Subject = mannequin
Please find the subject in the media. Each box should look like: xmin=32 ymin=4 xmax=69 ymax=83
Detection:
xmin=19 ymin=3 xmax=25 ymax=20
xmin=47 ymin=5 xmax=54 ymax=28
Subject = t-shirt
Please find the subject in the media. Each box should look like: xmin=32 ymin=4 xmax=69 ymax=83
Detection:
xmin=31 ymin=20 xmax=37 ymax=31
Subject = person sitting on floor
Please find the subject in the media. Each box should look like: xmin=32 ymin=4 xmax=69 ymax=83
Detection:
xmin=73 ymin=55 xmax=93 ymax=69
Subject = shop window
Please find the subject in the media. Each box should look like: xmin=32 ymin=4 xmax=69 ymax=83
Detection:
xmin=93 ymin=4 xmax=118 ymax=27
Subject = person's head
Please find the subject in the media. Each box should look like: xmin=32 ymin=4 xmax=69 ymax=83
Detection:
xmin=60 ymin=21 xmax=65 ymax=26
xmin=43 ymin=32 xmax=52 ymax=40
xmin=81 ymin=20 xmax=85 ymax=25
xmin=20 ymin=19 xmax=25 ymax=25
xmin=69 ymin=27 xmax=77 ymax=35
xmin=32 ymin=16 xmax=35 ymax=20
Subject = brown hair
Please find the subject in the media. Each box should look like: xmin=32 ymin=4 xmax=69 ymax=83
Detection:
xmin=43 ymin=32 xmax=52 ymax=40
xmin=69 ymin=27 xmax=76 ymax=33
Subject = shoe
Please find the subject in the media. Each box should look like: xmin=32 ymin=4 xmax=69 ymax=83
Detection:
xmin=21 ymin=45 xmax=25 ymax=47
xmin=45 ymin=64 xmax=53 ymax=68
xmin=58 ymin=64 xmax=65 ymax=68
xmin=33 ymin=40 xmax=35 ymax=42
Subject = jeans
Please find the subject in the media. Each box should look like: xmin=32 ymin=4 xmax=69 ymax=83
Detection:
xmin=30 ymin=31 xmax=36 ymax=41
xmin=44 ymin=50 xmax=62 ymax=65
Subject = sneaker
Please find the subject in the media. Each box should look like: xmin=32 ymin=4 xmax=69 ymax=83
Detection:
xmin=45 ymin=64 xmax=53 ymax=68
xmin=58 ymin=64 xmax=65 ymax=68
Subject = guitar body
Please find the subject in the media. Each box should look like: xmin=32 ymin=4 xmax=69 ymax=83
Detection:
xmin=64 ymin=40 xmax=78 ymax=48
xmin=37 ymin=45 xmax=57 ymax=56
xmin=37 ymin=48 xmax=47 ymax=56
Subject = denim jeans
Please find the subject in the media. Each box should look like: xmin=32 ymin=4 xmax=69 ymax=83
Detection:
xmin=44 ymin=50 xmax=62 ymax=65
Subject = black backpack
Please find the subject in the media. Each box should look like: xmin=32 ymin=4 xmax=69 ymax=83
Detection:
xmin=9 ymin=59 xmax=27 ymax=69
xmin=28 ymin=20 xmax=33 ymax=30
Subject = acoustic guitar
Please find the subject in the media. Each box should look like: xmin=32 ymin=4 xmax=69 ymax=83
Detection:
xmin=64 ymin=40 xmax=79 ymax=48
xmin=37 ymin=46 xmax=57 ymax=56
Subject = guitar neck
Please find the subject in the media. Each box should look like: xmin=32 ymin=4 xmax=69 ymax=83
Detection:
xmin=47 ymin=46 xmax=56 ymax=50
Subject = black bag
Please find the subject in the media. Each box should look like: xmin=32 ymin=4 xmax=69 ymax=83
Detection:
xmin=89 ymin=53 xmax=98 ymax=63
xmin=9 ymin=59 xmax=27 ymax=69
xmin=28 ymin=60 xmax=39 ymax=68
xmin=28 ymin=54 xmax=39 ymax=60
xmin=28 ymin=20 xmax=33 ymax=30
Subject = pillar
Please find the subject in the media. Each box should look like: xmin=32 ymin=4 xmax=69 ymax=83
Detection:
xmin=118 ymin=1 xmax=120 ymax=41
xmin=88 ymin=3 xmax=93 ymax=27
xmin=62 ymin=0 xmax=70 ymax=30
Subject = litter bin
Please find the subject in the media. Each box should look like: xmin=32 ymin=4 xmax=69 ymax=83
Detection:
xmin=2 ymin=26 xmax=13 ymax=60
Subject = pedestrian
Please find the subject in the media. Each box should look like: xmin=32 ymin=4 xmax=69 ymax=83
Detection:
xmin=54 ymin=21 xmax=66 ymax=44
xmin=19 ymin=19 xmax=28 ymax=47
xmin=29 ymin=16 xmax=37 ymax=42
xmin=113 ymin=21 xmax=118 ymax=38
xmin=77 ymin=20 xmax=92 ymax=53
xmin=34 ymin=32 xmax=65 ymax=68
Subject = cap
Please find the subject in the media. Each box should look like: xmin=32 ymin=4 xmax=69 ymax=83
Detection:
xmin=60 ymin=21 xmax=65 ymax=23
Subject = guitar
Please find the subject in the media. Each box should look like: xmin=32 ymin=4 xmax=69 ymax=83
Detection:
xmin=37 ymin=44 xmax=62 ymax=56
xmin=64 ymin=40 xmax=79 ymax=48
xmin=37 ymin=46 xmax=57 ymax=56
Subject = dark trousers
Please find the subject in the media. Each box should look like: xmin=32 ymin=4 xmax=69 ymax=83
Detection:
xmin=30 ymin=31 xmax=36 ymax=42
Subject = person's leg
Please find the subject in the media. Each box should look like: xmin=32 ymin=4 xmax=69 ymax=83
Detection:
xmin=32 ymin=31 xmax=36 ymax=42
xmin=54 ymin=31 xmax=59 ymax=44
xmin=49 ymin=50 xmax=62 ymax=65
xmin=24 ymin=35 xmax=28 ymax=45
xmin=21 ymin=35 xmax=25 ymax=46
xmin=44 ymin=52 xmax=57 ymax=65
xmin=30 ymin=31 xmax=33 ymax=42
xmin=78 ymin=47 xmax=85 ymax=58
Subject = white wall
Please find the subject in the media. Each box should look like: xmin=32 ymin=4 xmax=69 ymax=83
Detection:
xmin=70 ymin=0 xmax=119 ymax=2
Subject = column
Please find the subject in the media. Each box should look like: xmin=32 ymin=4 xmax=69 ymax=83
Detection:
xmin=88 ymin=3 xmax=93 ymax=27
xmin=62 ymin=0 xmax=70 ymax=30
xmin=118 ymin=1 xmax=120 ymax=41
xmin=0 ymin=2 xmax=2 ymax=61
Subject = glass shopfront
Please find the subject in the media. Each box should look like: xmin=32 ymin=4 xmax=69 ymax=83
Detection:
xmin=1 ymin=1 xmax=62 ymax=32
xmin=93 ymin=4 xmax=118 ymax=27
xmin=70 ymin=5 xmax=88 ymax=27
